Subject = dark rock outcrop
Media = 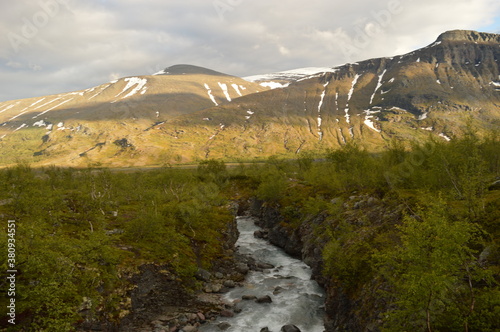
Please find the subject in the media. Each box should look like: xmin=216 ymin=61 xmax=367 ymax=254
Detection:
xmin=437 ymin=30 xmax=500 ymax=43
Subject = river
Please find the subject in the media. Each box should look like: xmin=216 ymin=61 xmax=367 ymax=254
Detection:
xmin=200 ymin=216 xmax=325 ymax=332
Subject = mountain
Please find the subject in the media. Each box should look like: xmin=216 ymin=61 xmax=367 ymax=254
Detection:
xmin=0 ymin=65 xmax=268 ymax=166
xmin=0 ymin=30 xmax=498 ymax=167
xmin=155 ymin=30 xmax=499 ymax=162
xmin=155 ymin=64 xmax=232 ymax=76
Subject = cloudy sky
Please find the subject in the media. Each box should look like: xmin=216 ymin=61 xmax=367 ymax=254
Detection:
xmin=1 ymin=0 xmax=499 ymax=102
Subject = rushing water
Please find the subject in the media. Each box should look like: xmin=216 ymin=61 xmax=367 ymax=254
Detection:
xmin=200 ymin=216 xmax=325 ymax=332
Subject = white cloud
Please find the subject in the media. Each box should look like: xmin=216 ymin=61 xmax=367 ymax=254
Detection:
xmin=6 ymin=61 xmax=23 ymax=69
xmin=279 ymin=46 xmax=290 ymax=56
xmin=0 ymin=0 xmax=499 ymax=102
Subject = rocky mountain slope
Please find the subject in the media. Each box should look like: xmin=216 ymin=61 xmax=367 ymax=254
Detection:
xmin=0 ymin=64 xmax=267 ymax=166
xmin=169 ymin=30 xmax=499 ymax=160
xmin=0 ymin=30 xmax=498 ymax=167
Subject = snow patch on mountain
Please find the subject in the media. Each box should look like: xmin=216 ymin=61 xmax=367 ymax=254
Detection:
xmin=364 ymin=118 xmax=380 ymax=132
xmin=339 ymin=129 xmax=346 ymax=144
xmin=115 ymin=77 xmax=148 ymax=99
xmin=316 ymin=81 xmax=330 ymax=141
xmin=27 ymin=98 xmax=46 ymax=108
xmin=370 ymin=69 xmax=387 ymax=105
xmin=0 ymin=103 xmax=17 ymax=115
xmin=9 ymin=111 xmax=29 ymax=121
xmin=88 ymin=84 xmax=112 ymax=100
xmin=344 ymin=74 xmax=360 ymax=124
xmin=218 ymin=82 xmax=232 ymax=102
xmin=348 ymin=127 xmax=355 ymax=138
xmin=32 ymin=98 xmax=74 ymax=119
xmin=231 ymin=84 xmax=243 ymax=96
xmin=258 ymin=82 xmax=289 ymax=89
xmin=363 ymin=108 xmax=382 ymax=133
xmin=33 ymin=98 xmax=62 ymax=111
xmin=13 ymin=123 xmax=27 ymax=132
xmin=318 ymin=82 xmax=329 ymax=112
xmin=390 ymin=106 xmax=410 ymax=113
xmin=244 ymin=67 xmax=337 ymax=84
xmin=428 ymin=41 xmax=442 ymax=48
xmin=153 ymin=69 xmax=166 ymax=75
xmin=33 ymin=120 xmax=47 ymax=127
xmin=418 ymin=111 xmax=429 ymax=120
xmin=204 ymin=84 xmax=219 ymax=106
xmin=439 ymin=133 xmax=452 ymax=141
xmin=3 ymin=100 xmax=40 ymax=121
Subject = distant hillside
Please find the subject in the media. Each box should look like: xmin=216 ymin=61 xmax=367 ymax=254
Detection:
xmin=0 ymin=65 xmax=267 ymax=166
xmin=155 ymin=64 xmax=233 ymax=77
xmin=0 ymin=30 xmax=498 ymax=167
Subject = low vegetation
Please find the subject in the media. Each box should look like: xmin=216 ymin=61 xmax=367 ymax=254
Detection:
xmin=0 ymin=126 xmax=499 ymax=331
xmin=0 ymin=163 xmax=233 ymax=330
xmin=247 ymin=127 xmax=500 ymax=331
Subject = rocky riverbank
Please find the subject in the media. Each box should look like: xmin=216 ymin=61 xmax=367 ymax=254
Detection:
xmin=80 ymin=194 xmax=404 ymax=332
xmin=199 ymin=216 xmax=325 ymax=332
xmin=247 ymin=196 xmax=405 ymax=332
xmin=75 ymin=203 xmax=247 ymax=332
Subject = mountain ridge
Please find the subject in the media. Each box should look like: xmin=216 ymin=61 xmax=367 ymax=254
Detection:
xmin=436 ymin=29 xmax=500 ymax=43
xmin=154 ymin=64 xmax=233 ymax=77
xmin=0 ymin=30 xmax=498 ymax=167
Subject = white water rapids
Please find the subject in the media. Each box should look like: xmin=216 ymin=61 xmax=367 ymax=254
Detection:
xmin=200 ymin=216 xmax=325 ymax=332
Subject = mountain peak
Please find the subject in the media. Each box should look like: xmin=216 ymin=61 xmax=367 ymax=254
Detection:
xmin=436 ymin=30 xmax=500 ymax=43
xmin=155 ymin=64 xmax=231 ymax=77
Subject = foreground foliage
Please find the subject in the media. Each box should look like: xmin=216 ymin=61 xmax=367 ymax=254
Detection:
xmin=0 ymin=165 xmax=232 ymax=330
xmin=0 ymin=126 xmax=499 ymax=331
xmin=246 ymin=129 xmax=500 ymax=331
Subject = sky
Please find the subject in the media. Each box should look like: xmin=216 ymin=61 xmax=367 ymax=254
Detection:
xmin=0 ymin=0 xmax=499 ymax=102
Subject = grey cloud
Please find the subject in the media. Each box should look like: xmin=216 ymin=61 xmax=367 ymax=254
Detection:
xmin=0 ymin=0 xmax=499 ymax=102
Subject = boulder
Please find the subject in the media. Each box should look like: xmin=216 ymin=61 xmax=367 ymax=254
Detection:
xmin=195 ymin=268 xmax=211 ymax=282
xmin=220 ymin=310 xmax=234 ymax=318
xmin=254 ymin=230 xmax=264 ymax=238
xmin=223 ymin=280 xmax=236 ymax=288
xmin=181 ymin=325 xmax=197 ymax=332
xmin=236 ymin=263 xmax=250 ymax=274
xmin=256 ymin=295 xmax=273 ymax=303
xmin=257 ymin=262 xmax=275 ymax=269
xmin=273 ymin=286 xmax=284 ymax=295
xmin=281 ymin=325 xmax=301 ymax=332
xmin=204 ymin=283 xmax=222 ymax=293
xmin=254 ymin=230 xmax=268 ymax=239
xmin=218 ymin=322 xmax=231 ymax=330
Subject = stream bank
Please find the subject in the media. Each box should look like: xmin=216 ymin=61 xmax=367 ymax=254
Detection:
xmin=199 ymin=216 xmax=325 ymax=332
